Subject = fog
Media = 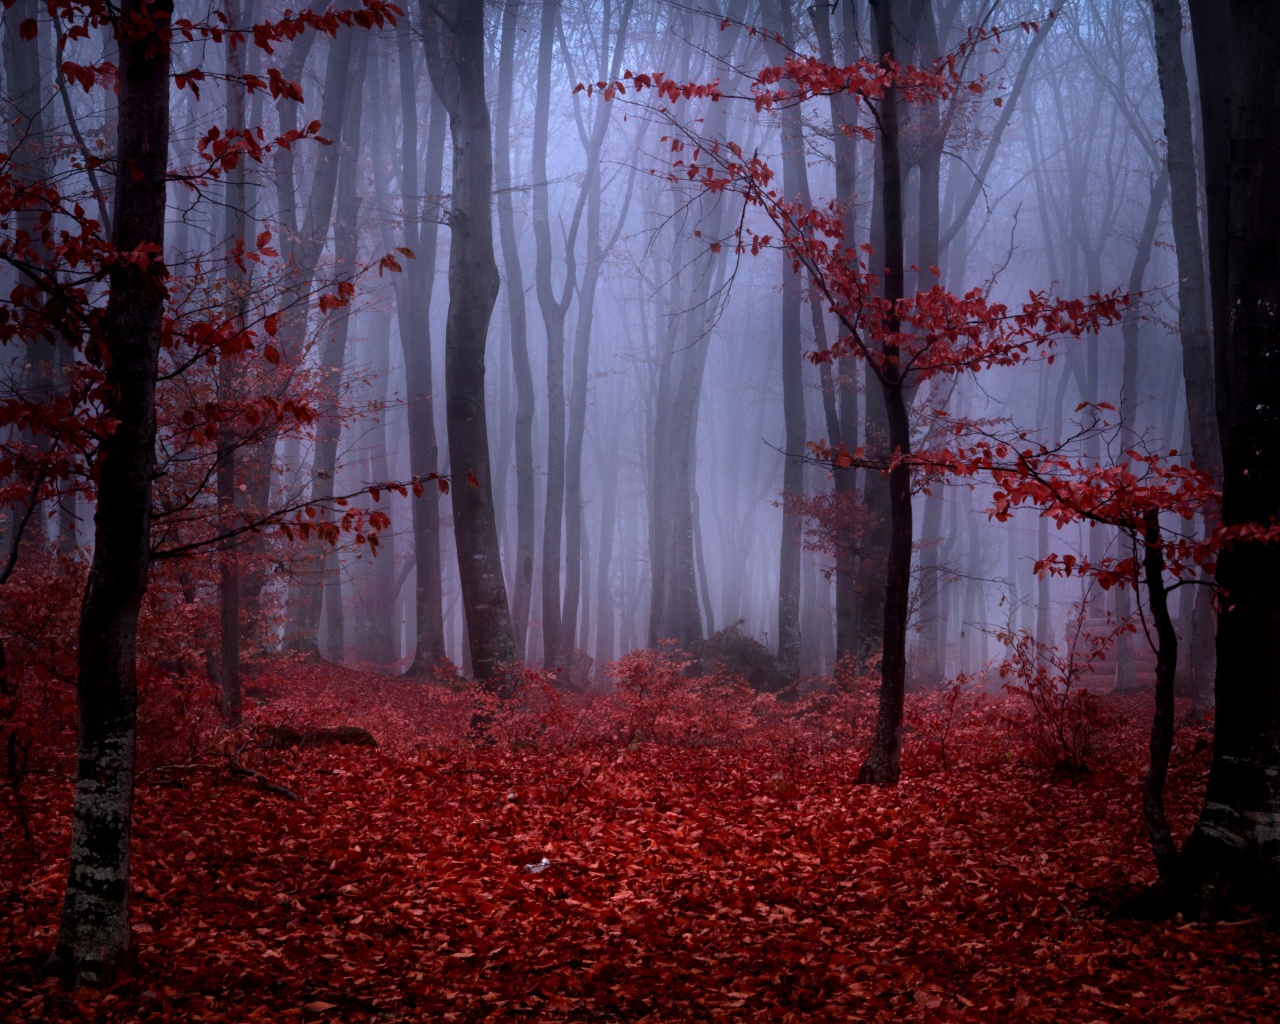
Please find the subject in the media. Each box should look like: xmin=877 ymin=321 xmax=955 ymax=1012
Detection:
xmin=11 ymin=0 xmax=1205 ymax=692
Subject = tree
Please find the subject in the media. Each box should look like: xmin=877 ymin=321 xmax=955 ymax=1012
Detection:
xmin=50 ymin=0 xmax=172 ymax=983
xmin=763 ymin=0 xmax=808 ymax=682
xmin=601 ymin=15 xmax=1125 ymax=785
xmin=1176 ymin=0 xmax=1280 ymax=915
xmin=493 ymin=0 xmax=537 ymax=660
xmin=392 ymin=14 xmax=449 ymax=674
xmin=1151 ymin=0 xmax=1220 ymax=703
xmin=0 ymin=0 xmax=402 ymax=981
xmin=421 ymin=0 xmax=516 ymax=683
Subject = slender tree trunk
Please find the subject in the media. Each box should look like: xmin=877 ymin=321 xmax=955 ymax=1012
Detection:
xmin=765 ymin=0 xmax=806 ymax=680
xmin=1116 ymin=168 xmax=1170 ymax=690
xmin=235 ymin=30 xmax=310 ymax=633
xmin=917 ymin=485 xmax=945 ymax=689
xmin=494 ymin=0 xmax=537 ymax=659
xmin=365 ymin=308 xmax=399 ymax=667
xmin=3 ymin=0 xmax=53 ymax=567
xmin=218 ymin=0 xmax=251 ymax=719
xmin=51 ymin=0 xmax=170 ymax=983
xmin=859 ymin=0 xmax=912 ymax=786
xmin=422 ymin=0 xmax=515 ymax=683
xmin=1142 ymin=511 xmax=1179 ymax=885
xmin=397 ymin=25 xmax=449 ymax=673
xmin=811 ymin=0 xmax=861 ymax=662
xmin=286 ymin=38 xmax=368 ymax=657
xmin=532 ymin=0 xmax=570 ymax=667
xmin=645 ymin=4 xmax=747 ymax=651
xmin=594 ymin=447 xmax=619 ymax=679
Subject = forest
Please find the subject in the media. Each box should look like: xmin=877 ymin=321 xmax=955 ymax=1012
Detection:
xmin=2 ymin=0 xmax=1280 ymax=1019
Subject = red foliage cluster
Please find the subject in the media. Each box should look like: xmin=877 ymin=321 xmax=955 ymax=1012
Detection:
xmin=4 ymin=661 xmax=1272 ymax=1022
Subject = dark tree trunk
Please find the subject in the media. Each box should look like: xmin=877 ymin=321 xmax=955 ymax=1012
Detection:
xmin=494 ymin=0 xmax=537 ymax=659
xmin=858 ymin=0 xmax=912 ymax=786
xmin=51 ymin=0 xmax=170 ymax=984
xmin=1141 ymin=511 xmax=1179 ymax=885
xmin=1154 ymin=0 xmax=1222 ymax=706
xmin=1176 ymin=0 xmax=1280 ymax=914
xmin=422 ymin=0 xmax=515 ymax=682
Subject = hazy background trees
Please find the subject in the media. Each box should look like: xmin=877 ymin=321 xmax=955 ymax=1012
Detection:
xmin=1 ymin=0 xmax=1223 ymax=693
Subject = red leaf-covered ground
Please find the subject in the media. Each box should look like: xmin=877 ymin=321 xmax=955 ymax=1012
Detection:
xmin=3 ymin=660 xmax=1278 ymax=1022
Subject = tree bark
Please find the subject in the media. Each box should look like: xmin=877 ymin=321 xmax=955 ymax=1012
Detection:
xmin=858 ymin=0 xmax=912 ymax=786
xmin=422 ymin=0 xmax=515 ymax=683
xmin=1176 ymin=0 xmax=1280 ymax=915
xmin=1141 ymin=510 xmax=1179 ymax=885
xmin=1153 ymin=0 xmax=1222 ymax=706
xmin=51 ymin=0 xmax=170 ymax=984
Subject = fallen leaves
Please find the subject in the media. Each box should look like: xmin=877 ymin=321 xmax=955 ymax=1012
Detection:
xmin=1 ymin=668 xmax=1276 ymax=1022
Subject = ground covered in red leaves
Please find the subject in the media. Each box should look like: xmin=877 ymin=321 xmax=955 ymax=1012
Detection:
xmin=3 ymin=659 xmax=1278 ymax=1022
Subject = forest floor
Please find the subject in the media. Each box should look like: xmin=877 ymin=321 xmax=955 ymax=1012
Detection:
xmin=2 ymin=657 xmax=1278 ymax=1022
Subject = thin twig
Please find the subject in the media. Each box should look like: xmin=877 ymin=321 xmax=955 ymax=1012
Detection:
xmin=231 ymin=744 xmax=304 ymax=802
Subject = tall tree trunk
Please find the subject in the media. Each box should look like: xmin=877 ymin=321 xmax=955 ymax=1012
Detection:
xmin=858 ymin=0 xmax=912 ymax=786
xmin=1176 ymin=0 xmax=1280 ymax=914
xmin=646 ymin=0 xmax=748 ymax=651
xmin=532 ymin=0 xmax=572 ymax=667
xmin=3 ymin=0 xmax=54 ymax=567
xmin=51 ymin=0 xmax=170 ymax=983
xmin=1154 ymin=0 xmax=1222 ymax=707
xmin=766 ymin=0 xmax=807 ymax=681
xmin=285 ymin=38 xmax=368 ymax=657
xmin=422 ymin=0 xmax=515 ymax=683
xmin=1115 ymin=168 xmax=1170 ymax=690
xmin=218 ymin=0 xmax=252 ymax=718
xmin=810 ymin=0 xmax=861 ymax=662
xmin=494 ymin=0 xmax=537 ymax=659
xmin=561 ymin=0 xmax=634 ymax=659
xmin=243 ymin=28 xmax=343 ymax=640
xmin=396 ymin=24 xmax=448 ymax=673
xmin=233 ymin=32 xmax=312 ymax=640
